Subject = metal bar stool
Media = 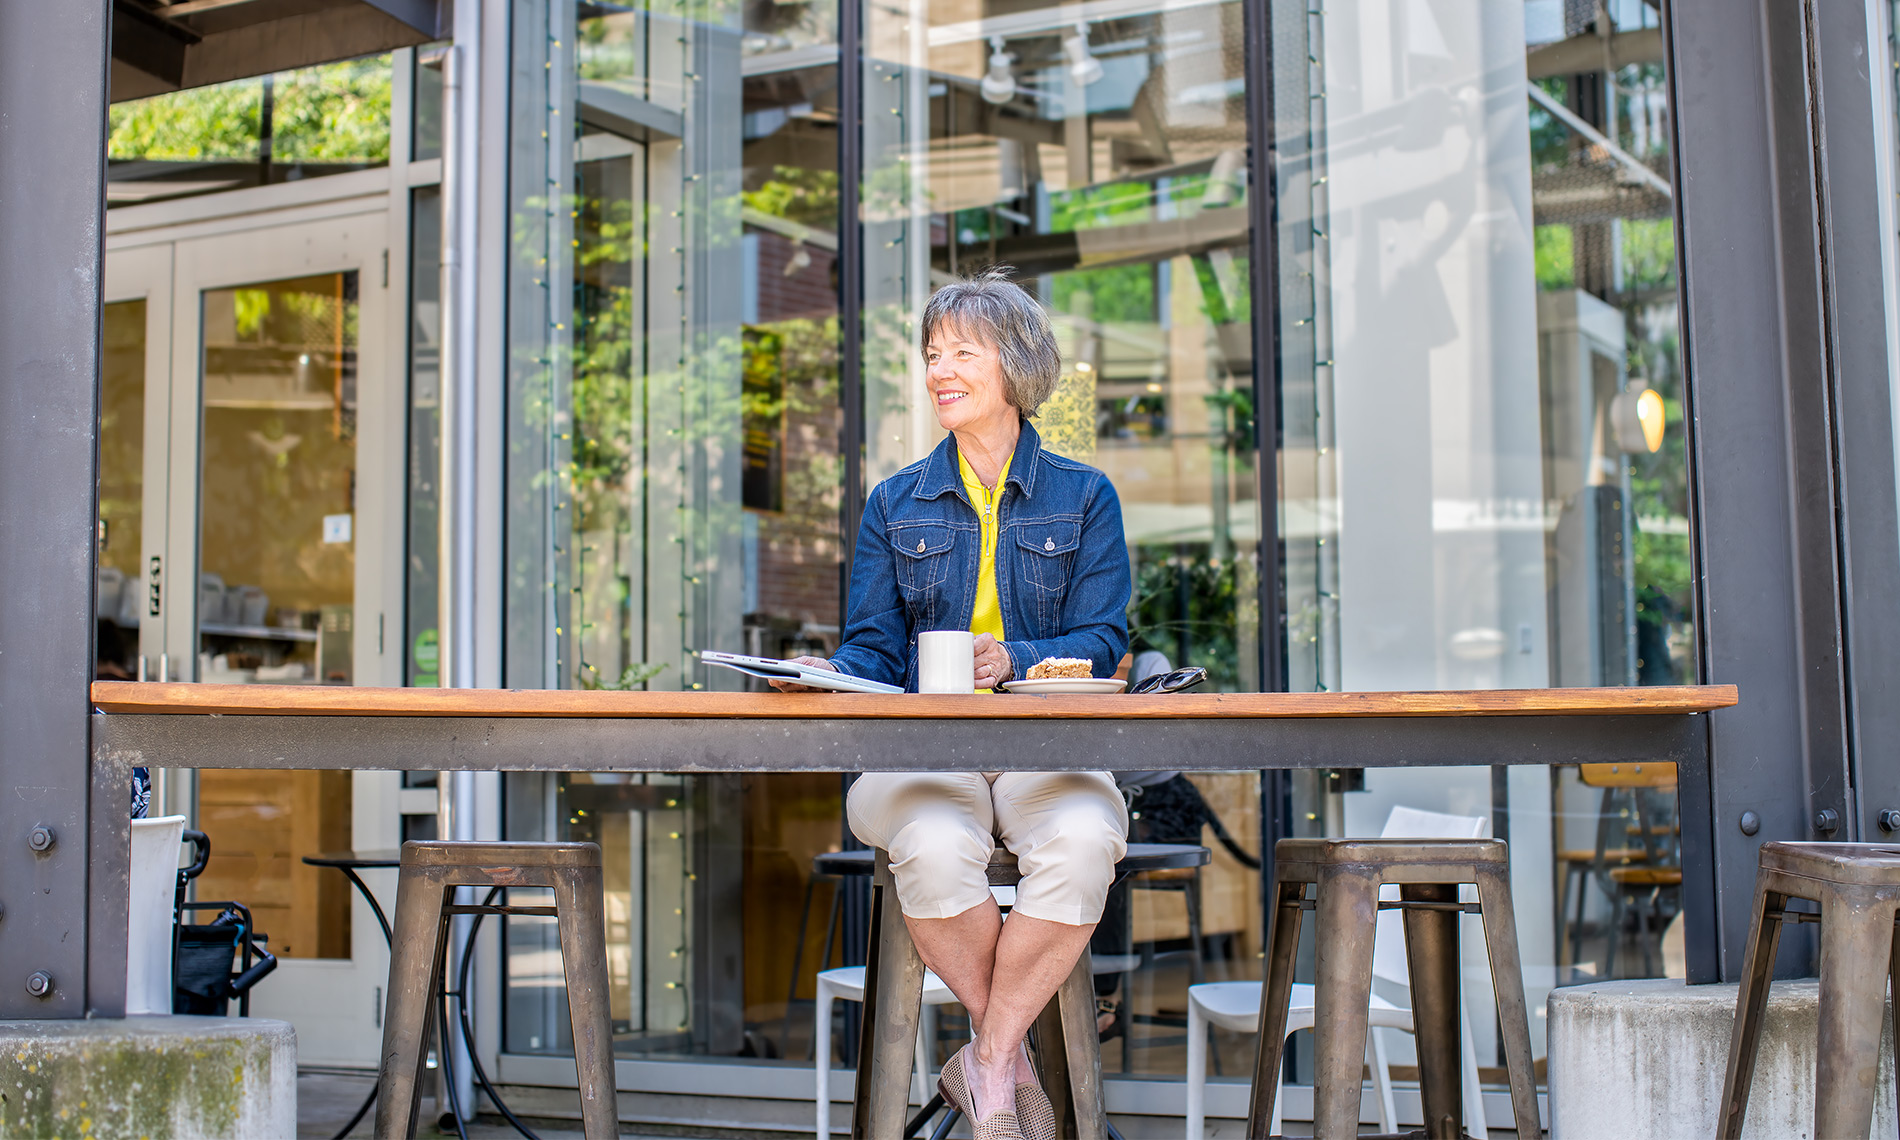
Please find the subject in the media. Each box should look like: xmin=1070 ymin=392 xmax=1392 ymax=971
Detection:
xmin=375 ymin=841 xmax=618 ymax=1140
xmin=1718 ymin=842 xmax=1900 ymax=1140
xmin=1246 ymin=838 xmax=1542 ymax=1140
xmin=852 ymin=843 xmax=1209 ymax=1140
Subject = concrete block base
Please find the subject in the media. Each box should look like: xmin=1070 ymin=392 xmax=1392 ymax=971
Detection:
xmin=1549 ymin=978 xmax=1895 ymax=1139
xmin=0 ymin=1016 xmax=295 ymax=1139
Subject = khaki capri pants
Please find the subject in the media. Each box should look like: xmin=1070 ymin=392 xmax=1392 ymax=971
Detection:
xmin=846 ymin=771 xmax=1130 ymax=926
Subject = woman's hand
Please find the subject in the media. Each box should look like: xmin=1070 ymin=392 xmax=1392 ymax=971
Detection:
xmin=769 ymin=655 xmax=839 ymax=693
xmin=973 ymin=634 xmax=1013 ymax=689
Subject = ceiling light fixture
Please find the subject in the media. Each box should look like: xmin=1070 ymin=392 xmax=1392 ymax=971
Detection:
xmin=1063 ymin=23 xmax=1104 ymax=87
xmin=980 ymin=36 xmax=1017 ymax=104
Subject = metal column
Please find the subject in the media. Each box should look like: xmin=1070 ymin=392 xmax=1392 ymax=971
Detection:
xmin=1666 ymin=0 xmax=1900 ymax=980
xmin=0 ymin=0 xmax=123 ymax=1018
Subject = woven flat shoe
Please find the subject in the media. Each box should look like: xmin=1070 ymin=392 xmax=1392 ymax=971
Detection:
xmin=971 ymin=1108 xmax=1024 ymax=1140
xmin=939 ymin=1045 xmax=1027 ymax=1140
xmin=1014 ymin=1080 xmax=1057 ymax=1140
xmin=938 ymin=1044 xmax=976 ymax=1118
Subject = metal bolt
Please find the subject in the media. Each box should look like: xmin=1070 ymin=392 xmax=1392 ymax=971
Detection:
xmin=26 ymin=826 xmax=53 ymax=853
xmin=1882 ymin=810 xmax=1900 ymax=833
xmin=1739 ymin=810 xmax=1761 ymax=836
xmin=1814 ymin=808 xmax=1841 ymax=834
xmin=25 ymin=972 xmax=51 ymax=997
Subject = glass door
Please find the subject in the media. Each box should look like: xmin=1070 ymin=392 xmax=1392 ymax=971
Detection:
xmin=150 ymin=214 xmax=400 ymax=1065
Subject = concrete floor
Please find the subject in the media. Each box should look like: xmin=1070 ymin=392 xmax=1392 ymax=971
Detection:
xmin=296 ymin=1069 xmax=603 ymax=1140
xmin=295 ymin=1068 xmax=795 ymax=1140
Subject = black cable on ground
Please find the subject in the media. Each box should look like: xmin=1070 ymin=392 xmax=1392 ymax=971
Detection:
xmin=450 ymin=886 xmax=542 ymax=1140
xmin=327 ymin=1082 xmax=376 ymax=1140
xmin=438 ymin=981 xmax=470 ymax=1140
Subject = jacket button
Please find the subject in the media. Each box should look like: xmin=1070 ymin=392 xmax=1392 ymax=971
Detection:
xmin=1044 ymin=538 xmax=1055 ymax=551
xmin=917 ymin=539 xmax=926 ymax=553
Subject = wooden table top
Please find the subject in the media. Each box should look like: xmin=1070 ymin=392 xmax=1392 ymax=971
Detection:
xmin=92 ymin=680 xmax=1737 ymax=719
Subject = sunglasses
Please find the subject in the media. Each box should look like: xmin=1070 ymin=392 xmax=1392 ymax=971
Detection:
xmin=1129 ymin=666 xmax=1208 ymax=695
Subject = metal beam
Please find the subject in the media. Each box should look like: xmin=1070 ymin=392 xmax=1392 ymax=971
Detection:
xmin=95 ymin=711 xmax=1713 ymax=775
xmin=108 ymin=0 xmax=443 ymax=102
xmin=0 ymin=0 xmax=115 ymax=1018
xmin=1668 ymin=0 xmax=1816 ymax=984
xmin=1525 ymin=26 xmax=1664 ymax=81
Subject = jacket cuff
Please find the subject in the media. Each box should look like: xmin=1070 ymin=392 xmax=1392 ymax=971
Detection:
xmin=1002 ymin=642 xmax=1035 ymax=686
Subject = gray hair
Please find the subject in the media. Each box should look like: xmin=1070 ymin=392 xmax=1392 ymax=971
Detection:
xmin=920 ymin=268 xmax=1061 ymax=417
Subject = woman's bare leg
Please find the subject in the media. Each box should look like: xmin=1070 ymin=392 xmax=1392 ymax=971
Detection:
xmin=971 ymin=914 xmax=1095 ymax=1118
xmin=911 ymin=906 xmax=1096 ymax=1122
xmin=906 ymin=900 xmax=1002 ymax=1031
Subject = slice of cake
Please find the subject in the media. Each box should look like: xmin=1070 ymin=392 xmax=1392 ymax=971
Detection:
xmin=1026 ymin=656 xmax=1093 ymax=680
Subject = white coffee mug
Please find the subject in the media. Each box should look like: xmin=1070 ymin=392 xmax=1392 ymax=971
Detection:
xmin=917 ymin=630 xmax=976 ymax=694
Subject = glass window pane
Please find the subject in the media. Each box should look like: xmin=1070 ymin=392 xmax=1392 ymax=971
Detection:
xmin=504 ymin=0 xmax=846 ymax=1063
xmin=98 ymin=299 xmax=147 ymax=678
xmin=861 ymin=0 xmax=1260 ymax=694
xmin=407 ymin=186 xmax=443 ymax=687
xmin=414 ymin=45 xmax=447 ymax=162
xmin=200 ymin=272 xmax=358 ymax=681
xmin=107 ymin=55 xmax=393 ymax=207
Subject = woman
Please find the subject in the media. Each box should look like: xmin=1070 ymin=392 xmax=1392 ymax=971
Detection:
xmin=773 ymin=269 xmax=1131 ymax=1139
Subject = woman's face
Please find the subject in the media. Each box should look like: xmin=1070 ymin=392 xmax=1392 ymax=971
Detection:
xmin=925 ymin=321 xmax=1015 ymax=436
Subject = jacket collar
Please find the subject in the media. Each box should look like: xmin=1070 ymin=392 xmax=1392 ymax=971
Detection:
xmin=915 ymin=419 xmax=1044 ymax=503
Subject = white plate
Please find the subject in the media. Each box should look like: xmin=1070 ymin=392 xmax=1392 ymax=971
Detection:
xmin=998 ymin=677 xmax=1127 ymax=695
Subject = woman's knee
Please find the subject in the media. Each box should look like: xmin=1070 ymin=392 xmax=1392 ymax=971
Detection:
xmin=886 ymin=810 xmax=994 ymax=919
xmin=1027 ymin=806 xmax=1125 ymax=880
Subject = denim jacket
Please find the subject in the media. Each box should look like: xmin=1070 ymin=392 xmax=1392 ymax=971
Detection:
xmin=829 ymin=421 xmax=1131 ymax=691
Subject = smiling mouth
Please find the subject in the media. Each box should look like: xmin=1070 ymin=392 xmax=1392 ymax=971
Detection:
xmin=936 ymin=391 xmax=968 ymax=405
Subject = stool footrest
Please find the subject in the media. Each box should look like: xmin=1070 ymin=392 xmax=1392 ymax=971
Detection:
xmin=443 ymin=904 xmax=560 ymax=918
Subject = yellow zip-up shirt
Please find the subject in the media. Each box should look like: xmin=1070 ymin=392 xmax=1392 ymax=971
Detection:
xmin=958 ymin=449 xmax=1012 ymax=692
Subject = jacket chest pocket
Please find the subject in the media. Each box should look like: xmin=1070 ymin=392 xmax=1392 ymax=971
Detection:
xmin=891 ymin=525 xmax=957 ymax=599
xmin=1014 ymin=522 xmax=1080 ymax=594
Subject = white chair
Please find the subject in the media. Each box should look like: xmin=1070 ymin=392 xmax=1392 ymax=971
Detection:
xmin=127 ymin=814 xmax=186 ymax=1015
xmin=1185 ymin=806 xmax=1492 ymax=1139
xmin=814 ymin=964 xmax=957 ymax=1140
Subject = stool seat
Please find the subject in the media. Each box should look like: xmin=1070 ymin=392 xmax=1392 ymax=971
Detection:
xmin=1274 ymin=835 xmax=1506 ymax=873
xmin=395 ymin=839 xmax=603 ymax=868
xmin=1556 ymin=847 xmax=1649 ymax=864
xmin=1719 ymin=841 xmax=1900 ymax=1139
xmin=813 ymin=841 xmax=1208 ymax=880
xmin=1756 ymin=839 xmax=1900 ymax=882
xmin=1607 ymin=866 xmax=1682 ymax=887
